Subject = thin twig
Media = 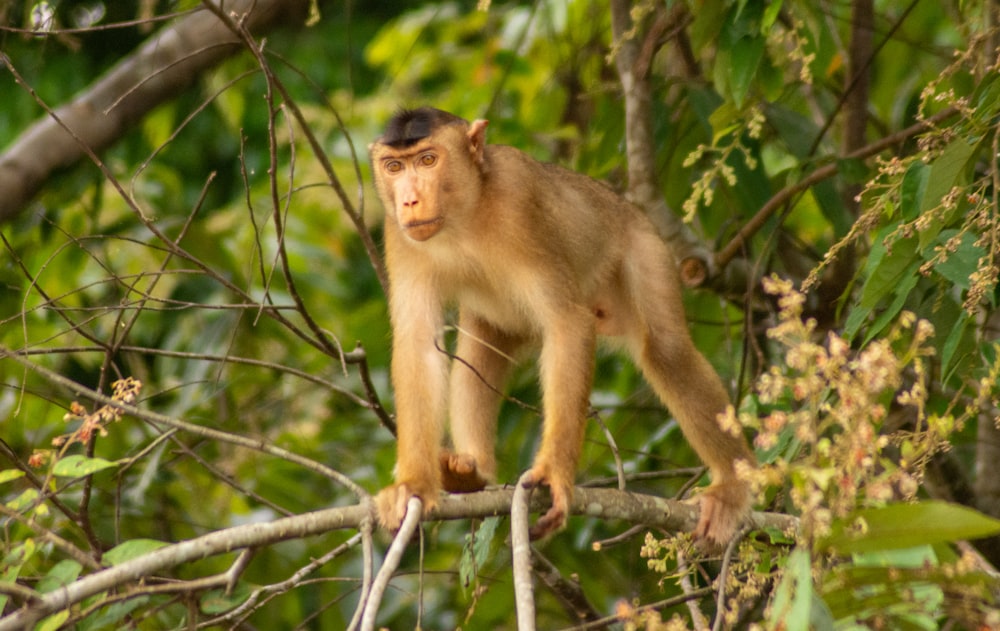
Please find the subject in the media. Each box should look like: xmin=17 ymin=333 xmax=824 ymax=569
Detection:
xmin=714 ymin=106 xmax=960 ymax=269
xmin=678 ymin=550 xmax=709 ymax=630
xmin=0 ymin=504 xmax=101 ymax=571
xmin=591 ymin=410 xmax=625 ymax=491
xmin=347 ymin=515 xmax=376 ymax=631
xmin=360 ymin=496 xmax=422 ymax=631
xmin=204 ymin=535 xmax=360 ymax=626
xmin=712 ymin=526 xmax=749 ymax=631
xmin=559 ymin=586 xmax=716 ymax=631
xmin=530 ymin=548 xmax=603 ymax=626
xmin=512 ymin=471 xmax=537 ymax=631
xmin=1 ymin=347 xmax=368 ymax=499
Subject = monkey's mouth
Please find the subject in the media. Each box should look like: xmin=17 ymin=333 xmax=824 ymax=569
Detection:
xmin=404 ymin=217 xmax=443 ymax=241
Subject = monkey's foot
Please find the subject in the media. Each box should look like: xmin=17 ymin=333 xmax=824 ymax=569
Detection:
xmin=694 ymin=479 xmax=752 ymax=548
xmin=439 ymin=451 xmax=490 ymax=493
xmin=375 ymin=481 xmax=437 ymax=532
xmin=519 ymin=466 xmax=573 ymax=540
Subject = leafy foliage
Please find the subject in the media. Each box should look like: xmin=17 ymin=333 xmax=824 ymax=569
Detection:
xmin=2 ymin=0 xmax=1000 ymax=629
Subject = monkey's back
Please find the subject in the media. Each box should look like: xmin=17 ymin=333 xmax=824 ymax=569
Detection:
xmin=480 ymin=144 xmax=660 ymax=284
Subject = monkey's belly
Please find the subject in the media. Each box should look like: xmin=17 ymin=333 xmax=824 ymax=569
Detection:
xmin=593 ymin=301 xmax=628 ymax=337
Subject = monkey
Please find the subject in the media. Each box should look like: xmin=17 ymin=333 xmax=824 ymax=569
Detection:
xmin=369 ymin=107 xmax=755 ymax=545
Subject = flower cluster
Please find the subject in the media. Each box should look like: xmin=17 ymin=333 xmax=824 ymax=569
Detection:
xmin=742 ymin=277 xmax=938 ymax=541
xmin=30 ymin=377 xmax=143 ymax=466
xmin=680 ymin=105 xmax=763 ymax=223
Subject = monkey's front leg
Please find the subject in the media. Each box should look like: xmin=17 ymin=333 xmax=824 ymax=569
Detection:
xmin=522 ymin=308 xmax=596 ymax=539
xmin=376 ymin=312 xmax=450 ymax=531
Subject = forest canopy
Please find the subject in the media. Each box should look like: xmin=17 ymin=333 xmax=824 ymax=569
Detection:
xmin=2 ymin=0 xmax=1000 ymax=629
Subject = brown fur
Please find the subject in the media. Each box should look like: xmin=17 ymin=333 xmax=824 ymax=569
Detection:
xmin=370 ymin=107 xmax=755 ymax=544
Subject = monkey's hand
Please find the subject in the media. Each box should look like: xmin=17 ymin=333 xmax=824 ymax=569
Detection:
xmin=520 ymin=463 xmax=574 ymax=540
xmin=694 ymin=479 xmax=752 ymax=548
xmin=375 ymin=481 xmax=438 ymax=532
xmin=439 ymin=451 xmax=490 ymax=493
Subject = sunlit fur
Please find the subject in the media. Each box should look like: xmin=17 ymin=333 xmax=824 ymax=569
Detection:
xmin=370 ymin=107 xmax=755 ymax=544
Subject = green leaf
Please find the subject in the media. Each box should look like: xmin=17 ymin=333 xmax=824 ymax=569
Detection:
xmin=103 ymin=539 xmax=168 ymax=566
xmin=708 ymin=101 xmax=741 ymax=143
xmin=0 ymin=469 xmax=25 ymax=484
xmin=0 ymin=541 xmax=36 ymax=613
xmin=728 ymin=35 xmax=765 ymax=108
xmin=35 ymin=611 xmax=69 ymax=631
xmin=766 ymin=103 xmax=818 ymax=157
xmin=80 ymin=596 xmax=149 ymax=630
xmin=861 ymin=269 xmax=920 ymax=345
xmin=460 ymin=517 xmax=500 ymax=590
xmin=971 ymin=70 xmax=1000 ymax=115
xmin=2 ymin=541 xmax=36 ymax=571
xmin=823 ymin=548 xmax=942 ymax=628
xmin=201 ymin=582 xmax=251 ymax=614
xmin=855 ymin=545 xmax=937 ymax=568
xmin=917 ymin=138 xmax=977 ymax=249
xmin=766 ymin=547 xmax=826 ymax=631
xmin=37 ymin=560 xmax=83 ymax=594
xmin=52 ymin=455 xmax=117 ymax=478
xmin=762 ymin=0 xmax=783 ymax=30
xmin=7 ymin=488 xmax=39 ymax=511
xmin=822 ymin=501 xmax=1000 ymax=555
xmin=899 ymin=161 xmax=929 ymax=220
xmin=940 ymin=308 xmax=971 ymax=381
xmin=845 ymin=228 xmax=920 ymax=339
xmin=930 ymin=230 xmax=984 ymax=290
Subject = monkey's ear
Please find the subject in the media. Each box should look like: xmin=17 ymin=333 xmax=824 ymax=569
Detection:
xmin=467 ymin=119 xmax=488 ymax=165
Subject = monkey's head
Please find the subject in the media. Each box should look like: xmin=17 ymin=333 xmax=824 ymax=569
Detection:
xmin=370 ymin=107 xmax=488 ymax=242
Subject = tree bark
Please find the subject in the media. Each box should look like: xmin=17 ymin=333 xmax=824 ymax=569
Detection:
xmin=608 ymin=0 xmax=716 ymax=286
xmin=813 ymin=0 xmax=872 ymax=326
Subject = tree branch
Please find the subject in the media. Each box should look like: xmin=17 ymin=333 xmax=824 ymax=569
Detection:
xmin=0 ymin=486 xmax=797 ymax=630
xmin=609 ymin=0 xmax=717 ymax=285
xmin=0 ymin=0 xmax=309 ymax=223
xmin=512 ymin=472 xmax=537 ymax=631
xmin=713 ymin=106 xmax=959 ymax=271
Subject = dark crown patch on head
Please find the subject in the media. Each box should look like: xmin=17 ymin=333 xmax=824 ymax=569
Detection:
xmin=381 ymin=107 xmax=466 ymax=148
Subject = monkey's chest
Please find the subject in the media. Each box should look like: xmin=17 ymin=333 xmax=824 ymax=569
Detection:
xmin=453 ymin=280 xmax=536 ymax=334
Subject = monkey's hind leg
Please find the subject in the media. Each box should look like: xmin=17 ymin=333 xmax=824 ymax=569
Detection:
xmin=438 ymin=451 xmax=490 ymax=492
xmin=445 ymin=311 xmax=522 ymax=492
xmin=622 ymin=230 xmax=754 ymax=546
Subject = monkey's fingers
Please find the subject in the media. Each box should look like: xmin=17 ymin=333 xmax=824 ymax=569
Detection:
xmin=375 ymin=482 xmax=437 ymax=532
xmin=529 ymin=505 xmax=567 ymax=540
xmin=694 ymin=480 xmax=752 ymax=547
xmin=439 ymin=451 xmax=489 ymax=493
xmin=520 ymin=467 xmax=572 ymax=539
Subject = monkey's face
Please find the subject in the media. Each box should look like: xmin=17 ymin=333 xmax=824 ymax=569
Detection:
xmin=378 ymin=146 xmax=444 ymax=241
xmin=371 ymin=122 xmax=483 ymax=244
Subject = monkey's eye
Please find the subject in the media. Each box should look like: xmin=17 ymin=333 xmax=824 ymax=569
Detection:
xmin=419 ymin=153 xmax=437 ymax=167
xmin=384 ymin=160 xmax=403 ymax=174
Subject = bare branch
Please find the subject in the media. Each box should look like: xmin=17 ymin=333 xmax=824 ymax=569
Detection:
xmin=531 ymin=549 xmax=603 ymax=626
xmin=1 ymin=346 xmax=369 ymax=499
xmin=359 ymin=497 xmax=422 ymax=631
xmin=512 ymin=472 xmax=537 ymax=631
xmin=0 ymin=503 xmax=373 ymax=631
xmin=0 ymin=480 xmax=795 ymax=630
xmin=711 ymin=526 xmax=749 ymax=631
xmin=713 ymin=106 xmax=960 ymax=271
xmin=0 ymin=0 xmax=309 ymax=223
